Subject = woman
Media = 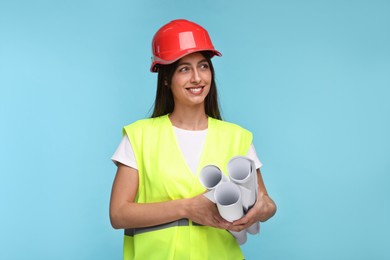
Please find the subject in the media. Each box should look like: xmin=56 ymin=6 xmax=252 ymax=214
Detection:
xmin=110 ymin=19 xmax=276 ymax=259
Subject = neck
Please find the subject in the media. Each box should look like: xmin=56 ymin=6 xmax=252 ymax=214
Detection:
xmin=169 ymin=108 xmax=208 ymax=130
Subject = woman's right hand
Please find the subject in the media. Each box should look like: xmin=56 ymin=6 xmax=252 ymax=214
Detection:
xmin=185 ymin=193 xmax=232 ymax=229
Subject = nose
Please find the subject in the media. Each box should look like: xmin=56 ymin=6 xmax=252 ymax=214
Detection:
xmin=191 ymin=68 xmax=201 ymax=84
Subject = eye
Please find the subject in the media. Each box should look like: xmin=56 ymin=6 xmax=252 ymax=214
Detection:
xmin=199 ymin=63 xmax=210 ymax=70
xmin=178 ymin=66 xmax=190 ymax=73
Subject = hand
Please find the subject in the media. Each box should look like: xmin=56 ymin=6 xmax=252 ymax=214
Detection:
xmin=186 ymin=193 xmax=232 ymax=230
xmin=229 ymin=194 xmax=276 ymax=232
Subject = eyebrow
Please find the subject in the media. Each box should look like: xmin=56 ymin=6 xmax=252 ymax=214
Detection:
xmin=177 ymin=58 xmax=208 ymax=67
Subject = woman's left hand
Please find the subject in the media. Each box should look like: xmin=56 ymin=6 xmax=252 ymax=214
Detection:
xmin=228 ymin=169 xmax=277 ymax=232
xmin=228 ymin=194 xmax=276 ymax=232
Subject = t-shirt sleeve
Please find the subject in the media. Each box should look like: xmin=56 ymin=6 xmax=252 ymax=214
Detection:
xmin=111 ymin=135 xmax=138 ymax=170
xmin=246 ymin=143 xmax=263 ymax=169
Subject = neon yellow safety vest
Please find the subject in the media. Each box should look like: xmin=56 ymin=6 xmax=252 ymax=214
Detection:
xmin=122 ymin=114 xmax=253 ymax=260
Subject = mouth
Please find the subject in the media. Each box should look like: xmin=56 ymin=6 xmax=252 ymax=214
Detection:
xmin=186 ymin=86 xmax=205 ymax=94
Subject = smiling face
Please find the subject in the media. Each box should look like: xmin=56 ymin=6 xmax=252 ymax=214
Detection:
xmin=170 ymin=52 xmax=212 ymax=110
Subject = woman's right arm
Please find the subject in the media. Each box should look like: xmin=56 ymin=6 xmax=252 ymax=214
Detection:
xmin=109 ymin=163 xmax=231 ymax=229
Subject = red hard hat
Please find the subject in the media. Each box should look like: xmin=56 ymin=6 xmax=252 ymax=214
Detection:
xmin=150 ymin=19 xmax=222 ymax=72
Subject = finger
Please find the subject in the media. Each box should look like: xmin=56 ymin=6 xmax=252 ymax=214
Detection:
xmin=228 ymin=224 xmax=246 ymax=232
xmin=215 ymin=215 xmax=229 ymax=224
xmin=233 ymin=215 xmax=250 ymax=225
xmin=216 ymin=217 xmax=231 ymax=228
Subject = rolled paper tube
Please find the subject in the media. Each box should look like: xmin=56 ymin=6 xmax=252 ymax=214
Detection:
xmin=247 ymin=222 xmax=260 ymax=235
xmin=214 ymin=182 xmax=247 ymax=244
xmin=227 ymin=156 xmax=258 ymax=208
xmin=227 ymin=156 xmax=253 ymax=187
xmin=228 ymin=156 xmax=260 ymax=235
xmin=230 ymin=230 xmax=248 ymax=245
xmin=199 ymin=165 xmax=228 ymax=190
xmin=237 ymin=186 xmax=252 ymax=211
xmin=214 ymin=182 xmax=243 ymax=222
xmin=199 ymin=165 xmax=228 ymax=203
xmin=203 ymin=190 xmax=216 ymax=203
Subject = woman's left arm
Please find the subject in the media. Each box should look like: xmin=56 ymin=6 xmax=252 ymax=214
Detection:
xmin=230 ymin=169 xmax=277 ymax=232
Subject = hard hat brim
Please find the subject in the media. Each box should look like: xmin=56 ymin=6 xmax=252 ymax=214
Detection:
xmin=150 ymin=49 xmax=222 ymax=72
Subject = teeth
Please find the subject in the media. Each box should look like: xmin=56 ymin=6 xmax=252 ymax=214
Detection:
xmin=188 ymin=87 xmax=202 ymax=93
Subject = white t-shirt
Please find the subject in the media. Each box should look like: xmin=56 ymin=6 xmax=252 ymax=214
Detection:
xmin=112 ymin=127 xmax=262 ymax=174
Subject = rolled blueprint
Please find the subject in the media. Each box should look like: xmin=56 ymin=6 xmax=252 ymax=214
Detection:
xmin=214 ymin=182 xmax=247 ymax=244
xmin=227 ymin=156 xmax=260 ymax=235
xmin=227 ymin=156 xmax=257 ymax=208
xmin=199 ymin=165 xmax=228 ymax=203
xmin=214 ymin=182 xmax=243 ymax=221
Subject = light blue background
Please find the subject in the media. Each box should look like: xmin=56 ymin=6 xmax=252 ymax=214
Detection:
xmin=1 ymin=0 xmax=389 ymax=259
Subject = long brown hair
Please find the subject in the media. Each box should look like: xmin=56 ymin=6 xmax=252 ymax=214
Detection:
xmin=151 ymin=51 xmax=222 ymax=120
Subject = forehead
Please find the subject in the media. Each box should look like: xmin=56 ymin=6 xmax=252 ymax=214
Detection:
xmin=178 ymin=52 xmax=206 ymax=64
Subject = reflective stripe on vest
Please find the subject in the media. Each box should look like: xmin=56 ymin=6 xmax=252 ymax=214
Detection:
xmin=124 ymin=219 xmax=202 ymax=237
xmin=122 ymin=115 xmax=252 ymax=260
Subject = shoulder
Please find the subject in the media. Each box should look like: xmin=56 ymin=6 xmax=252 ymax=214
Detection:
xmin=210 ymin=117 xmax=252 ymax=135
xmin=208 ymin=118 xmax=253 ymax=154
xmin=123 ymin=115 xmax=168 ymax=134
